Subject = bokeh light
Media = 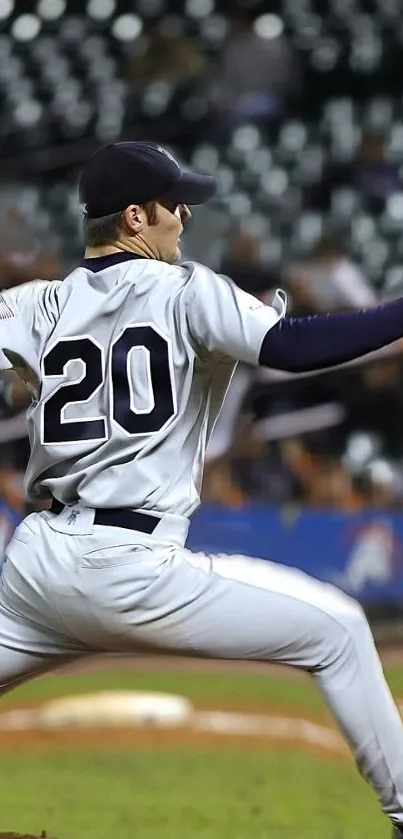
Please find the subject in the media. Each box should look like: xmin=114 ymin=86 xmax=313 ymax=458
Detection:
xmin=12 ymin=14 xmax=41 ymax=41
xmin=112 ymin=14 xmax=142 ymax=41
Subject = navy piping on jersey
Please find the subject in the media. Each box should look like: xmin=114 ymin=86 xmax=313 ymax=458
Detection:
xmin=80 ymin=253 xmax=146 ymax=273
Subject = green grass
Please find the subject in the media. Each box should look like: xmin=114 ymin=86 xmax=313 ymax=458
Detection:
xmin=384 ymin=663 xmax=403 ymax=697
xmin=1 ymin=659 xmax=402 ymax=839
xmin=0 ymin=747 xmax=386 ymax=839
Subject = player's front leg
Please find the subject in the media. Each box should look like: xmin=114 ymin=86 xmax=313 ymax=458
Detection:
xmin=144 ymin=549 xmax=403 ymax=834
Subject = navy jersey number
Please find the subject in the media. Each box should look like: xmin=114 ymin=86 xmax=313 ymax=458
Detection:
xmin=42 ymin=337 xmax=106 ymax=443
xmin=111 ymin=326 xmax=175 ymax=434
xmin=42 ymin=326 xmax=175 ymax=444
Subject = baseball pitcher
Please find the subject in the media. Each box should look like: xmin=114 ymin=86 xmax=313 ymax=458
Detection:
xmin=1 ymin=142 xmax=403 ymax=837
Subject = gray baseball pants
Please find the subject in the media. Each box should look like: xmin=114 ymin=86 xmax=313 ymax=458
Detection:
xmin=0 ymin=505 xmax=402 ymax=828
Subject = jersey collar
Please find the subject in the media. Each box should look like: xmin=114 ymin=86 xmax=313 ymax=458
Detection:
xmin=80 ymin=252 xmax=147 ymax=273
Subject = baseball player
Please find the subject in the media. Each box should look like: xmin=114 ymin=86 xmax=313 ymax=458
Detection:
xmin=1 ymin=142 xmax=403 ymax=837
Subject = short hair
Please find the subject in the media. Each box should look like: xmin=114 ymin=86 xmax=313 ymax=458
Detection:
xmin=82 ymin=201 xmax=158 ymax=247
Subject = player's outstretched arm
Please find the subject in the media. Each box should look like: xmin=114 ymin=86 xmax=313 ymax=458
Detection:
xmin=259 ymin=299 xmax=403 ymax=373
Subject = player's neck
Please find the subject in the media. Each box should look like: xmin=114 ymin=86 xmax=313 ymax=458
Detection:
xmin=84 ymin=237 xmax=155 ymax=260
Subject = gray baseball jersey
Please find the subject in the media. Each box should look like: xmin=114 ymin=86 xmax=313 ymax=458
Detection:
xmin=2 ymin=257 xmax=403 ymax=832
xmin=0 ymin=257 xmax=286 ymax=514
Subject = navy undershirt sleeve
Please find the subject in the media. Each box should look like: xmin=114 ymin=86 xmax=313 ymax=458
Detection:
xmin=259 ymin=299 xmax=403 ymax=372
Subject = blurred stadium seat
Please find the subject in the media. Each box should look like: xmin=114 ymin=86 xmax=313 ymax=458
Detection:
xmin=0 ymin=0 xmax=400 ymax=289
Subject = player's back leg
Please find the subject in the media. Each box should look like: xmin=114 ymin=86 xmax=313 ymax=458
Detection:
xmin=0 ymin=644 xmax=86 ymax=699
xmin=0 ymin=515 xmax=94 ymax=698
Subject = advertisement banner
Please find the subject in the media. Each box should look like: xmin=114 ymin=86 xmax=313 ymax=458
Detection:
xmin=188 ymin=505 xmax=403 ymax=602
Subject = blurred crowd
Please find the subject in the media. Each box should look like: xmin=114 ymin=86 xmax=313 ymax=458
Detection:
xmin=202 ymin=227 xmax=403 ymax=511
xmin=0 ymin=0 xmax=402 ymax=519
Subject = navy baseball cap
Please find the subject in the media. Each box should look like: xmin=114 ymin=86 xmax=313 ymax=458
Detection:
xmin=79 ymin=141 xmax=218 ymax=218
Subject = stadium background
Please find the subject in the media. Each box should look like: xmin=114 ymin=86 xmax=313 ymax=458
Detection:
xmin=1 ymin=2 xmax=403 ymax=837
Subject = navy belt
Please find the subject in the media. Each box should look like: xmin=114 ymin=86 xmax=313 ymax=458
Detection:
xmin=50 ymin=498 xmax=160 ymax=534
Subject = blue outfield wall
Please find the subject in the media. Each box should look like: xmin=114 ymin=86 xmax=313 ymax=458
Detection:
xmin=187 ymin=505 xmax=403 ymax=603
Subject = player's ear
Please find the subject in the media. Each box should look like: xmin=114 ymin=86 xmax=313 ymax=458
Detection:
xmin=122 ymin=204 xmax=145 ymax=235
xmin=180 ymin=204 xmax=192 ymax=223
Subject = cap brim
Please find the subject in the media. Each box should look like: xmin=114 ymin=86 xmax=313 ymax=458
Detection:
xmin=161 ymin=170 xmax=218 ymax=205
